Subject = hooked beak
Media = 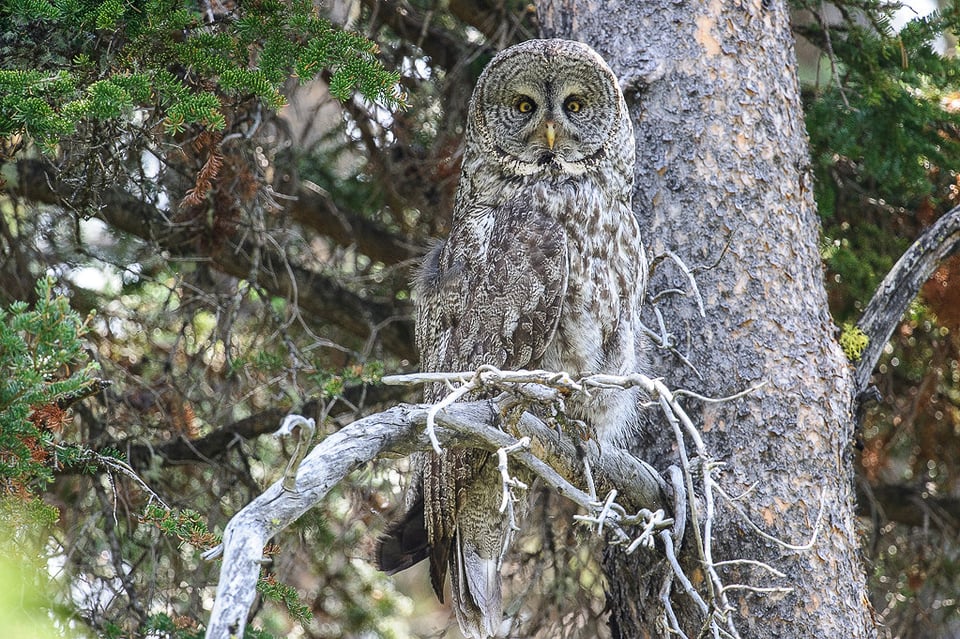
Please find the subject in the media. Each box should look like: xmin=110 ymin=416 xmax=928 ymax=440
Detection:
xmin=545 ymin=121 xmax=556 ymax=150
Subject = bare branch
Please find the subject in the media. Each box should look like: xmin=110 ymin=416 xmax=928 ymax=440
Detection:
xmin=124 ymin=383 xmax=412 ymax=468
xmin=855 ymin=204 xmax=960 ymax=392
xmin=648 ymin=249 xmax=706 ymax=317
xmin=66 ymin=446 xmax=170 ymax=511
xmin=714 ymin=485 xmax=825 ymax=552
xmin=362 ymin=0 xmax=468 ymax=71
xmin=425 ymin=373 xmax=478 ymax=453
xmin=204 ymin=366 xmax=816 ymax=639
xmin=291 ymin=181 xmax=422 ymax=266
xmin=203 ymin=398 xmax=671 ymax=638
xmin=275 ymin=415 xmax=315 ymax=491
xmin=448 ymin=0 xmax=534 ymax=46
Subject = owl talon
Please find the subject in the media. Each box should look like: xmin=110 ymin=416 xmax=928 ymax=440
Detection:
xmin=424 ymin=376 xmax=480 ymax=454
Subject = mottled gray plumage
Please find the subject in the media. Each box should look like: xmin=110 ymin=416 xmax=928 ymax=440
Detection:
xmin=377 ymin=39 xmax=645 ymax=638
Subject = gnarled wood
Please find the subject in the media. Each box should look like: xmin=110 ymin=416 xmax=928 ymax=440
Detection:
xmin=204 ymin=398 xmax=668 ymax=639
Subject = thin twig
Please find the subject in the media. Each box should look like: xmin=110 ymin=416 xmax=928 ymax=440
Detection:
xmin=715 ymin=485 xmax=826 ymax=552
xmin=275 ymin=414 xmax=316 ymax=492
xmin=818 ymin=1 xmax=850 ymax=108
xmin=497 ymin=437 xmax=531 ymax=519
xmin=71 ymin=447 xmax=170 ymax=510
xmin=712 ymin=559 xmax=787 ymax=578
xmin=426 ymin=377 xmax=477 ymax=453
xmin=660 ymin=529 xmax=709 ymax=615
xmin=649 ymin=249 xmax=706 ymax=317
xmin=673 ymin=382 xmax=767 ymax=404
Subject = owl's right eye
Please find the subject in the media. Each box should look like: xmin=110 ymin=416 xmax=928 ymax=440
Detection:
xmin=516 ymin=98 xmax=536 ymax=114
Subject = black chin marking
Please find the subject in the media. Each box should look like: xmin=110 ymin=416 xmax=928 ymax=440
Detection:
xmin=538 ymin=152 xmax=555 ymax=166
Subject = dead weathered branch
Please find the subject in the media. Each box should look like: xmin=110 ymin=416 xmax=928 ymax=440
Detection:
xmin=855 ymin=204 xmax=960 ymax=393
xmin=123 ymin=383 xmax=412 ymax=468
xmin=202 ymin=397 xmax=670 ymax=639
xmin=203 ymin=365 xmax=818 ymax=639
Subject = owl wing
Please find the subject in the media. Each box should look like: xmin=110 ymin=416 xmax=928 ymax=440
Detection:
xmin=425 ymin=199 xmax=568 ymax=637
xmin=377 ymin=198 xmax=567 ymax=639
xmin=428 ymin=205 xmax=568 ymax=376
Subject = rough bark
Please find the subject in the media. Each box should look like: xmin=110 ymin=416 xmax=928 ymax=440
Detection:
xmin=540 ymin=1 xmax=874 ymax=637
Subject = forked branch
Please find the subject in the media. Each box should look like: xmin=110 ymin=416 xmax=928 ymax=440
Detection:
xmin=204 ymin=368 xmax=818 ymax=639
xmin=202 ymin=393 xmax=668 ymax=639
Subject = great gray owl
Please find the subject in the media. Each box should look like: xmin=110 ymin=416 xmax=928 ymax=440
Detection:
xmin=377 ymin=39 xmax=645 ymax=638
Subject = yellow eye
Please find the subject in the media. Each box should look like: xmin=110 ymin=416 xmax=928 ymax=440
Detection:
xmin=564 ymin=98 xmax=582 ymax=113
xmin=516 ymin=98 xmax=535 ymax=113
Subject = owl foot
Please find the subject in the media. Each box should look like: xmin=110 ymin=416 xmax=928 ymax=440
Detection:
xmin=496 ymin=437 xmax=530 ymax=519
xmin=424 ymin=375 xmax=478 ymax=454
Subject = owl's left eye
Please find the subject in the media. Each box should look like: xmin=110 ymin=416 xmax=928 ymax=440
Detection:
xmin=564 ymin=97 xmax=583 ymax=114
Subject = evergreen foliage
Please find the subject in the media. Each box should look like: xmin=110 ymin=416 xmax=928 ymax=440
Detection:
xmin=0 ymin=278 xmax=101 ymax=636
xmin=804 ymin=6 xmax=960 ymax=204
xmin=0 ymin=277 xmax=97 ymax=497
xmin=0 ymin=0 xmax=403 ymax=145
xmin=797 ymin=2 xmax=960 ymax=309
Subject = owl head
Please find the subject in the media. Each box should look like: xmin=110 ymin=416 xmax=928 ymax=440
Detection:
xmin=464 ymin=39 xmax=634 ymax=180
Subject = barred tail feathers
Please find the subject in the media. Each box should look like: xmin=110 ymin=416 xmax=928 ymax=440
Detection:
xmin=451 ymin=529 xmax=503 ymax=639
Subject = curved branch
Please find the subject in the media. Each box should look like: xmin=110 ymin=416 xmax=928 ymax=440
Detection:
xmin=203 ymin=399 xmax=668 ymax=639
xmin=854 ymin=204 xmax=960 ymax=393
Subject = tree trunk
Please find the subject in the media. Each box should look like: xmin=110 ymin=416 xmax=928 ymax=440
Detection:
xmin=540 ymin=1 xmax=875 ymax=637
